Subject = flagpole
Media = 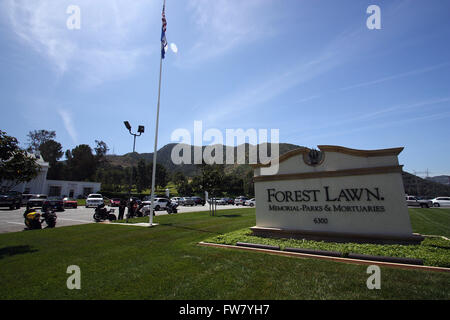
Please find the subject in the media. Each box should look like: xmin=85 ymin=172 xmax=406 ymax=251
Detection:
xmin=149 ymin=0 xmax=166 ymax=226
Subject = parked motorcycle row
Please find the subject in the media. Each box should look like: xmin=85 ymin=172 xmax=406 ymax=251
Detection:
xmin=23 ymin=205 xmax=57 ymax=230
xmin=22 ymin=198 xmax=179 ymax=230
xmin=93 ymin=200 xmax=179 ymax=223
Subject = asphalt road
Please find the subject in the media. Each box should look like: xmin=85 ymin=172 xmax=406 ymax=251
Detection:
xmin=0 ymin=204 xmax=252 ymax=234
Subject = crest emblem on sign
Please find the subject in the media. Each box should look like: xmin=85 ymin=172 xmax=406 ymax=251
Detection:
xmin=304 ymin=149 xmax=323 ymax=166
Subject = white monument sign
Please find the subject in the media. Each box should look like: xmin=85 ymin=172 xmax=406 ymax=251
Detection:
xmin=251 ymin=146 xmax=423 ymax=244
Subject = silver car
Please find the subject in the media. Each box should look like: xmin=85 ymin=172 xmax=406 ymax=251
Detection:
xmin=180 ymin=197 xmax=195 ymax=206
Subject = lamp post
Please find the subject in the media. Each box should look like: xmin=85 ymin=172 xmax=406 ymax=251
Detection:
xmin=124 ymin=121 xmax=144 ymax=216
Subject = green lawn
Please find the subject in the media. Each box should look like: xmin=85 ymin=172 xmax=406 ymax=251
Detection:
xmin=409 ymin=208 xmax=450 ymax=237
xmin=0 ymin=208 xmax=449 ymax=300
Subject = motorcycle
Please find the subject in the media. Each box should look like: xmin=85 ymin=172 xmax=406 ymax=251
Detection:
xmin=42 ymin=209 xmax=57 ymax=228
xmin=166 ymin=201 xmax=178 ymax=214
xmin=135 ymin=203 xmax=146 ymax=217
xmin=93 ymin=204 xmax=117 ymax=222
xmin=23 ymin=207 xmax=57 ymax=230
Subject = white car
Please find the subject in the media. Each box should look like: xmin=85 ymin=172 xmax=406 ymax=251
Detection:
xmin=171 ymin=197 xmax=182 ymax=205
xmin=85 ymin=194 xmax=104 ymax=208
xmin=142 ymin=197 xmax=171 ymax=211
xmin=244 ymin=198 xmax=255 ymax=207
xmin=234 ymin=196 xmax=249 ymax=206
xmin=431 ymin=197 xmax=450 ymax=207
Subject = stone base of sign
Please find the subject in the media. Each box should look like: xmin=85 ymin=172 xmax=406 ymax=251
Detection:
xmin=250 ymin=226 xmax=424 ymax=245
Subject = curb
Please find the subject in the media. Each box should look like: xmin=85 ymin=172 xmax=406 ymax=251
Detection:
xmin=108 ymin=222 xmax=159 ymax=227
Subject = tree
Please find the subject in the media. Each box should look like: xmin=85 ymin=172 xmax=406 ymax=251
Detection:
xmin=145 ymin=163 xmax=168 ymax=191
xmin=0 ymin=130 xmax=40 ymax=191
xmin=94 ymin=140 xmax=109 ymax=168
xmin=39 ymin=140 xmax=63 ymax=166
xmin=191 ymin=163 xmax=224 ymax=197
xmin=172 ymin=171 xmax=187 ymax=185
xmin=243 ymin=170 xmax=254 ymax=197
xmin=177 ymin=180 xmax=193 ymax=196
xmin=66 ymin=144 xmax=96 ymax=181
xmin=223 ymin=174 xmax=245 ymax=197
xmin=155 ymin=163 xmax=168 ymax=189
xmin=136 ymin=159 xmax=148 ymax=193
xmin=26 ymin=130 xmax=56 ymax=153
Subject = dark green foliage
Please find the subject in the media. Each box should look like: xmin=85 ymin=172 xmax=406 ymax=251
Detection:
xmin=0 ymin=130 xmax=40 ymax=190
xmin=136 ymin=159 xmax=147 ymax=193
xmin=65 ymin=144 xmax=97 ymax=181
xmin=39 ymin=140 xmax=64 ymax=180
xmin=39 ymin=140 xmax=63 ymax=166
xmin=26 ymin=129 xmax=56 ymax=153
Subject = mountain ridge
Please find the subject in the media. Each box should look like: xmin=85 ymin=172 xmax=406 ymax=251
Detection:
xmin=105 ymin=143 xmax=450 ymax=197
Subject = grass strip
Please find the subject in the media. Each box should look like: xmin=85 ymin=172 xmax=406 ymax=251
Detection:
xmin=205 ymin=228 xmax=450 ymax=268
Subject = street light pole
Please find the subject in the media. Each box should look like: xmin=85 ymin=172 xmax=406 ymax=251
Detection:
xmin=128 ymin=134 xmax=137 ymax=201
xmin=124 ymin=121 xmax=144 ymax=221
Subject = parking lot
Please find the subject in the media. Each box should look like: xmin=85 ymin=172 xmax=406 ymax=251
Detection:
xmin=0 ymin=204 xmax=252 ymax=234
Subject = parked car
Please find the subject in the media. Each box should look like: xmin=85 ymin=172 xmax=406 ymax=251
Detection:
xmin=244 ymin=198 xmax=256 ymax=207
xmin=21 ymin=194 xmax=35 ymax=206
xmin=234 ymin=196 xmax=249 ymax=206
xmin=27 ymin=194 xmax=48 ymax=208
xmin=110 ymin=198 xmax=121 ymax=207
xmin=142 ymin=197 xmax=172 ymax=211
xmin=43 ymin=197 xmax=65 ymax=212
xmin=63 ymin=197 xmax=78 ymax=209
xmin=85 ymin=194 xmax=104 ymax=208
xmin=180 ymin=197 xmax=195 ymax=206
xmin=0 ymin=191 xmax=22 ymax=210
xmin=405 ymin=196 xmax=431 ymax=208
xmin=208 ymin=198 xmax=226 ymax=205
xmin=222 ymin=197 xmax=234 ymax=205
xmin=191 ymin=196 xmax=205 ymax=206
xmin=431 ymin=197 xmax=450 ymax=207
xmin=171 ymin=197 xmax=181 ymax=204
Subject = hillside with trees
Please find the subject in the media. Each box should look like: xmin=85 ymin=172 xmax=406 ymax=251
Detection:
xmin=15 ymin=129 xmax=450 ymax=198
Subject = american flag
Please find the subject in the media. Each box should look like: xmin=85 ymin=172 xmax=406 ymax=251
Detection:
xmin=161 ymin=3 xmax=168 ymax=59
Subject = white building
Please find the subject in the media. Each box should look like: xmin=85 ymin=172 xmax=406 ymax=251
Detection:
xmin=2 ymin=154 xmax=101 ymax=198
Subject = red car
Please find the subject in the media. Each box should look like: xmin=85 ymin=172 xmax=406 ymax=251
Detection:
xmin=63 ymin=197 xmax=78 ymax=209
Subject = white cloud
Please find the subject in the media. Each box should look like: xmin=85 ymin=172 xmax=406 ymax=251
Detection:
xmin=337 ymin=63 xmax=450 ymax=92
xmin=57 ymin=109 xmax=78 ymax=144
xmin=293 ymin=97 xmax=450 ymax=140
xmin=3 ymin=0 xmax=158 ymax=86
xmin=182 ymin=0 xmax=277 ymax=66
xmin=299 ymin=108 xmax=450 ymax=142
xmin=295 ymin=63 xmax=450 ymax=104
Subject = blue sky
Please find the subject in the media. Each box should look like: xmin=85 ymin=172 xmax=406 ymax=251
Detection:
xmin=1 ymin=0 xmax=449 ymax=176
